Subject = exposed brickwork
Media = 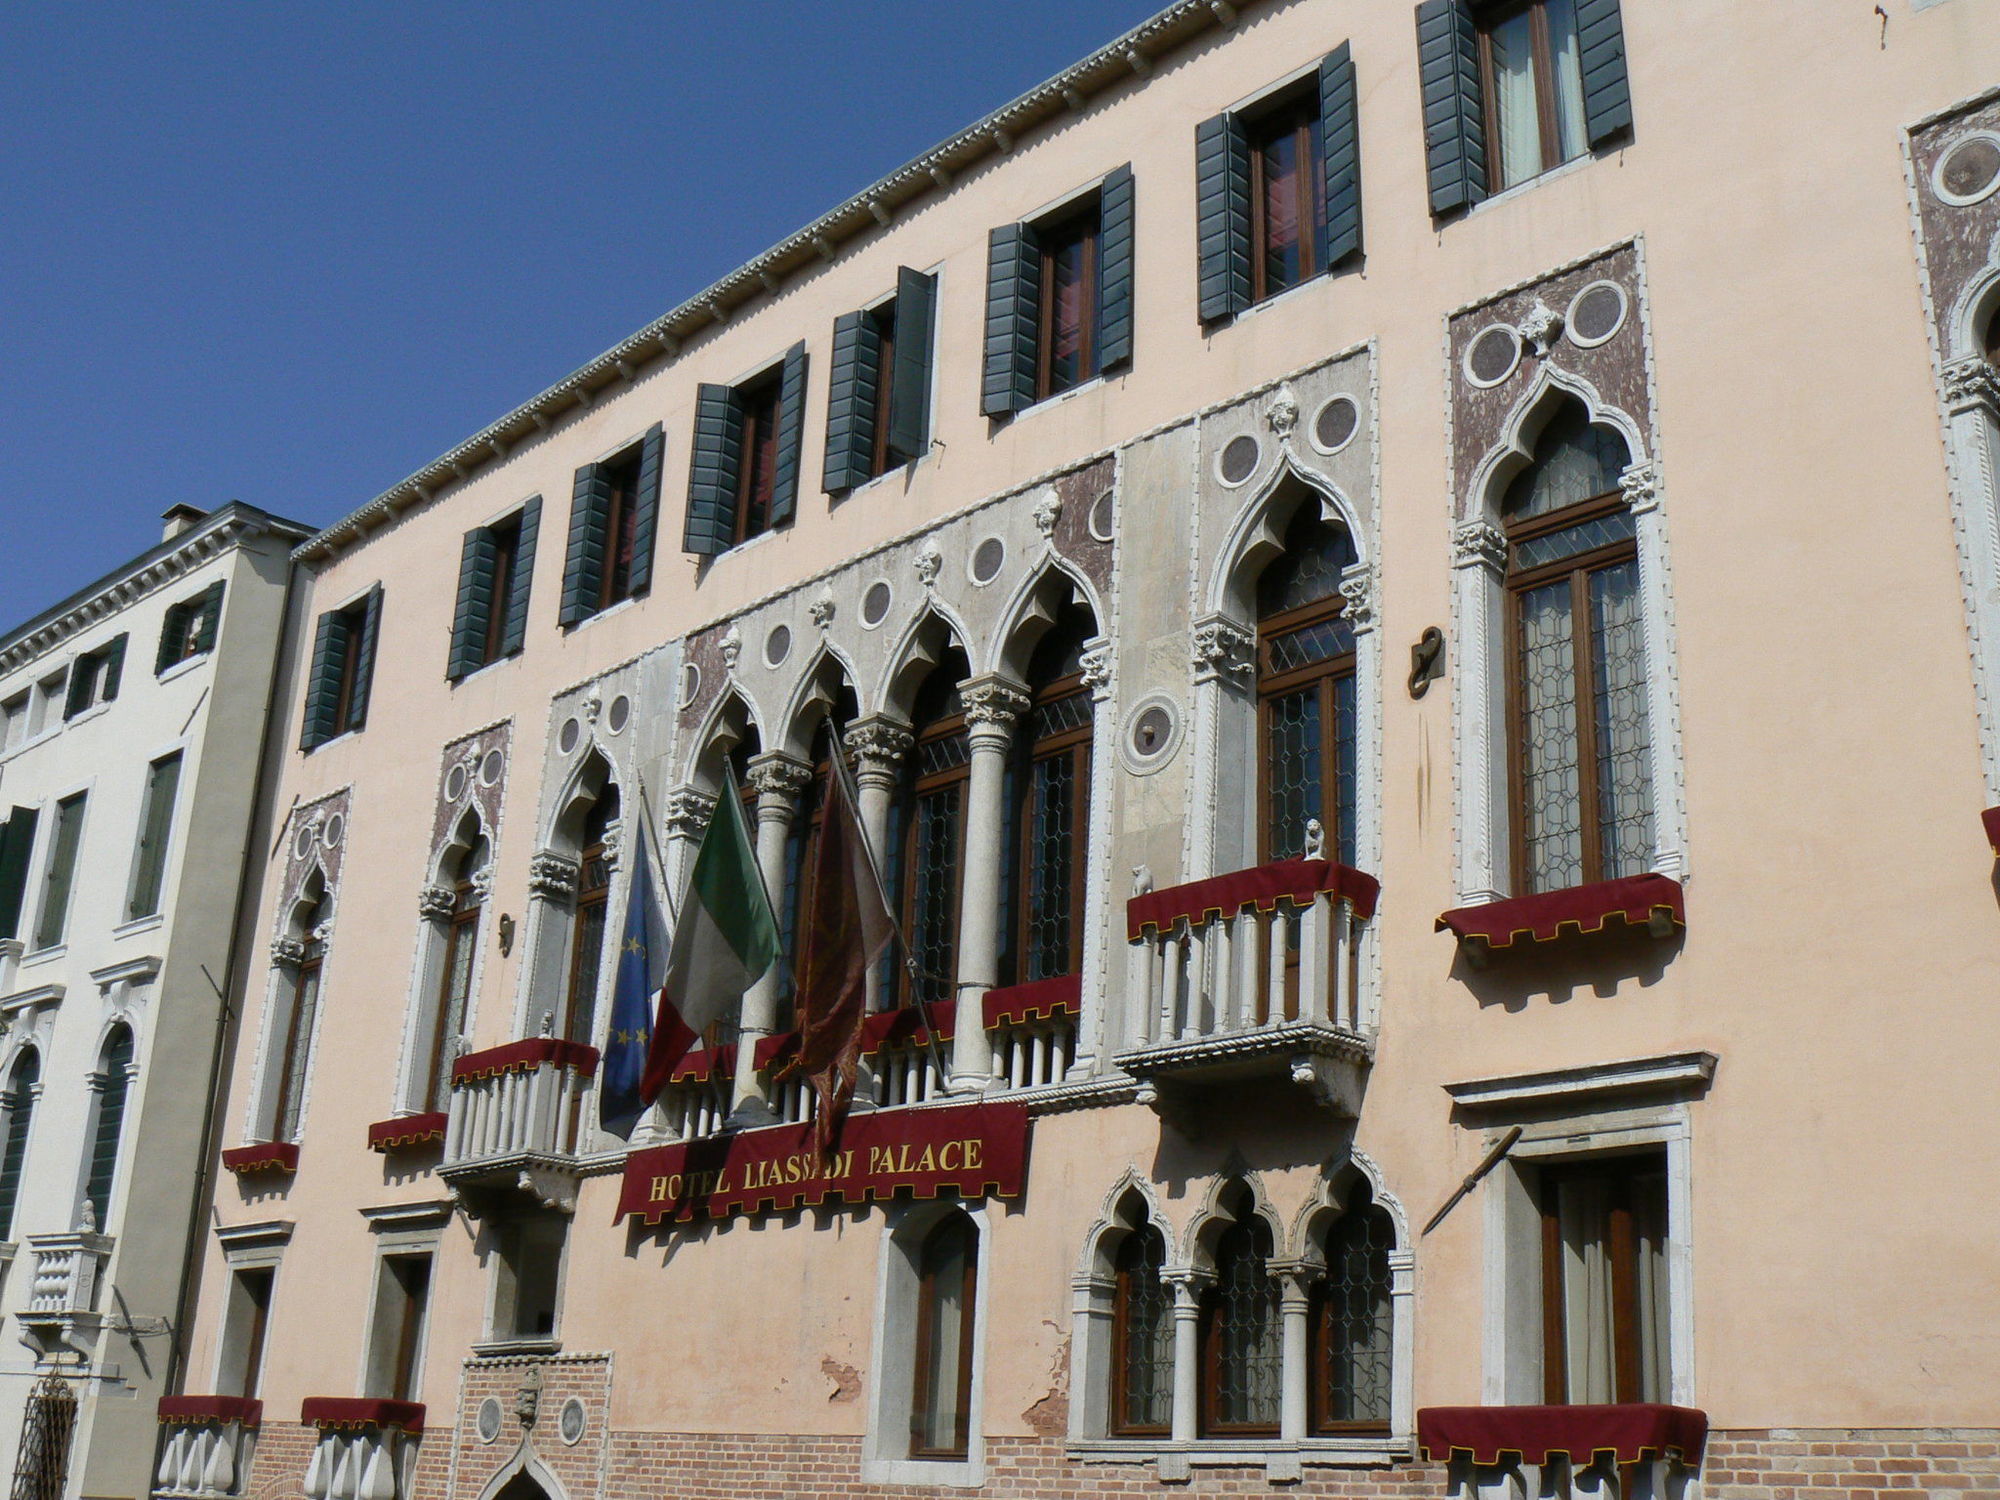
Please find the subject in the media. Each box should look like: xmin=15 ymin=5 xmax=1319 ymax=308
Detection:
xmin=243 ymin=1423 xmax=315 ymax=1500
xmin=1702 ymin=1430 xmax=2000 ymax=1500
xmin=447 ymin=1354 xmax=614 ymax=1500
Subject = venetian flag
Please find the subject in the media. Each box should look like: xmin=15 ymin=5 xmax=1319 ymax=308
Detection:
xmin=639 ymin=770 xmax=781 ymax=1106
xmin=600 ymin=827 xmax=669 ymax=1137
xmin=794 ymin=743 xmax=896 ymax=1157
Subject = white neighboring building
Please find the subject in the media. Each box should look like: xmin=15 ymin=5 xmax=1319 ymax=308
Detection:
xmin=0 ymin=503 xmax=308 ymax=1500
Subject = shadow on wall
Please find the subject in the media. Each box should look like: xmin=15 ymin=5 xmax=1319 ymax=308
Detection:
xmin=1450 ymin=926 xmax=1683 ymax=1012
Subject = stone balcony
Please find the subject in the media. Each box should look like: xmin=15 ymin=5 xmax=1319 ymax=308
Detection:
xmin=439 ymin=1038 xmax=598 ymax=1213
xmin=17 ymin=1230 xmax=113 ymax=1363
xmin=1419 ymin=1403 xmax=1706 ymax=1500
xmin=300 ymin=1400 xmax=423 ymax=1500
xmin=154 ymin=1397 xmax=261 ymax=1500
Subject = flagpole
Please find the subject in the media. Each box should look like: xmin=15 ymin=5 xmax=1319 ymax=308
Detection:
xmin=633 ymin=779 xmax=680 ymax=928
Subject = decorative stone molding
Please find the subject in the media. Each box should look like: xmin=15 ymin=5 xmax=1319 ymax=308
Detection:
xmin=808 ymin=590 xmax=836 ymax=629
xmin=598 ymin=820 xmax=623 ymax=872
xmin=1337 ymin=567 xmax=1376 ymax=632
xmin=417 ymin=885 xmax=455 ymax=923
xmin=1451 ymin=520 xmax=1508 ymax=572
xmin=1190 ymin=614 xmax=1255 ymax=684
xmin=1517 ymin=300 xmax=1564 ymax=356
xmin=1619 ymin=461 xmax=1662 ymax=515
xmin=1032 ymin=493 xmax=1062 ymax=540
xmin=914 ymin=543 xmax=943 ymax=588
xmin=663 ymin=788 xmax=716 ymax=840
xmin=746 ymin=753 xmax=813 ymax=803
xmin=1944 ymin=356 xmax=2000 ymax=414
xmin=1264 ymin=383 xmax=1299 ymax=437
xmin=846 ymin=717 xmax=915 ymax=778
xmin=270 ymin=937 xmax=307 ymax=971
xmin=527 ymin=851 xmax=579 ymax=902
xmin=959 ymin=677 xmax=1032 ymax=732
xmin=1079 ymin=641 xmax=1114 ymax=699
xmin=720 ymin=625 xmax=743 ymax=676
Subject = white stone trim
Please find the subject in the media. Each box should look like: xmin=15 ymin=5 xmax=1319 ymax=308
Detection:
xmin=1446 ymin=1051 xmax=1717 ymax=1109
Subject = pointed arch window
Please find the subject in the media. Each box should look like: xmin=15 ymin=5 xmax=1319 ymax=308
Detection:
xmin=1310 ymin=1180 xmax=1394 ymax=1433
xmin=1002 ymin=605 xmax=1095 ymax=987
xmin=1199 ymin=1190 xmax=1282 ymax=1435
xmin=1111 ymin=1223 xmax=1173 ymax=1436
xmin=0 ymin=1050 xmax=39 ymax=1240
xmin=422 ymin=835 xmax=487 ymax=1111
xmin=890 ymin=657 xmax=969 ymax=1009
xmin=909 ymin=1208 xmax=979 ymax=1459
xmin=1503 ymin=402 xmax=1650 ymax=893
xmin=1257 ymin=503 xmax=1359 ymax=866
xmin=273 ymin=888 xmax=326 ymax=1142
xmin=80 ymin=1026 xmax=134 ymax=1227
xmin=562 ymin=788 xmax=619 ymax=1045
xmin=777 ymin=693 xmax=856 ymax=1033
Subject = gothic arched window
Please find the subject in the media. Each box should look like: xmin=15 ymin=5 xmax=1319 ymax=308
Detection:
xmin=1310 ymin=1181 xmax=1395 ymax=1433
xmin=1001 ymin=603 xmax=1095 ymax=987
xmin=1111 ymin=1223 xmax=1173 ymax=1436
xmin=80 ymin=1026 xmax=135 ymax=1228
xmin=274 ymin=886 xmax=326 ymax=1142
xmin=0 ymin=1050 xmax=39 ymax=1239
xmin=562 ymin=787 xmax=619 ymax=1044
xmin=422 ymin=834 xmax=487 ymax=1111
xmin=1503 ymin=401 xmax=1649 ymax=893
xmin=890 ymin=655 xmax=969 ymax=1009
xmin=1257 ymin=503 xmax=1359 ymax=866
xmin=1199 ymin=1189 xmax=1282 ymax=1435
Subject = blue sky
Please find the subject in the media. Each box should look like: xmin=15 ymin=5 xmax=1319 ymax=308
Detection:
xmin=0 ymin=2 xmax=1159 ymax=608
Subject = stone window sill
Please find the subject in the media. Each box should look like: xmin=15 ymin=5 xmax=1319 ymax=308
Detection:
xmin=1068 ymin=1435 xmax=1412 ymax=1480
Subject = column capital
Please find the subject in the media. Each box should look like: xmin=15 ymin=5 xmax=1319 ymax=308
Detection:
xmin=846 ymin=715 xmax=915 ymax=787
xmin=745 ymin=751 xmax=813 ymax=804
xmin=1337 ymin=563 xmax=1377 ymax=632
xmin=527 ymin=849 xmax=579 ymax=901
xmin=1190 ymin=612 xmax=1255 ymax=685
xmin=1162 ymin=1266 xmax=1214 ymax=1305
xmin=417 ymin=884 xmax=456 ymax=923
xmin=663 ymin=785 xmax=716 ymax=840
xmin=1079 ymin=639 xmax=1114 ymax=701
xmin=1618 ymin=461 xmax=1662 ymax=516
xmin=1944 ymin=355 xmax=2000 ymax=416
xmin=959 ymin=676 xmax=1031 ymax=740
xmin=1451 ymin=519 xmax=1508 ymax=572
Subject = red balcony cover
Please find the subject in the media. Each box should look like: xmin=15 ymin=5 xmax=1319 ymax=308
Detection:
xmin=1127 ymin=858 xmax=1381 ymax=941
xmin=669 ymin=1044 xmax=736 ymax=1085
xmin=220 ymin=1142 xmax=299 ymax=1175
xmin=860 ymin=999 xmax=955 ymax=1056
xmin=450 ymin=1037 xmax=599 ymax=1084
xmin=299 ymin=1398 xmax=426 ymax=1435
xmin=752 ymin=1031 xmax=800 ymax=1073
xmin=1983 ymin=806 xmax=2000 ymax=855
xmin=982 ymin=974 xmax=1081 ymax=1028
xmin=366 ymin=1113 xmax=447 ymax=1153
xmin=1435 ymin=874 xmax=1685 ymax=949
xmin=1417 ymin=1404 xmax=1707 ymax=1466
xmin=158 ymin=1395 xmax=262 ymax=1427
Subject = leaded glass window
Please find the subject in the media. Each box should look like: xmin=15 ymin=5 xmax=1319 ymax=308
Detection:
xmin=1310 ymin=1182 xmax=1394 ymax=1432
xmin=0 ymin=1050 xmax=39 ymax=1240
xmin=896 ymin=661 xmax=969 ymax=1009
xmin=1112 ymin=1226 xmax=1173 ymax=1435
xmin=1003 ymin=605 xmax=1094 ymax=987
xmin=1200 ymin=1197 xmax=1282 ymax=1434
xmin=80 ymin=1027 xmax=134 ymax=1229
xmin=563 ymin=790 xmax=618 ymax=1045
xmin=1504 ymin=402 xmax=1652 ymax=893
xmin=1257 ymin=504 xmax=1359 ymax=866
xmin=424 ymin=835 xmax=486 ymax=1111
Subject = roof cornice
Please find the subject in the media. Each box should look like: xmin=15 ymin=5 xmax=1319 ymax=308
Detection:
xmin=0 ymin=503 xmax=311 ymax=677
xmin=293 ymin=0 xmax=1255 ymax=568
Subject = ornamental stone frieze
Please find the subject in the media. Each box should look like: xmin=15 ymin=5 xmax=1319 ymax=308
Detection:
xmin=664 ymin=787 xmax=716 ymax=841
xmin=959 ymin=677 xmax=1032 ymax=731
xmin=1190 ymin=615 xmax=1255 ymax=684
xmin=527 ymin=851 xmax=579 ymax=902
xmin=1944 ymin=356 xmax=2000 ymax=415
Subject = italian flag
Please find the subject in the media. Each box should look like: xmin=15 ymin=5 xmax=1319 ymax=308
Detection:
xmin=639 ymin=772 xmax=780 ymax=1102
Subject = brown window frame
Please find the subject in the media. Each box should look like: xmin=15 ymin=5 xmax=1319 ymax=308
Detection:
xmin=1306 ymin=1197 xmax=1395 ymax=1436
xmin=1256 ymin=594 xmax=1356 ymax=867
xmin=1502 ymin=488 xmax=1639 ymax=895
xmin=1007 ymin=671 xmax=1091 ymax=986
xmin=908 ymin=1211 xmax=979 ymax=1460
xmin=561 ymin=794 xmax=618 ymax=1047
xmin=895 ymin=698 xmax=970 ymax=1010
xmin=1474 ymin=0 xmax=1584 ymax=192
xmin=423 ymin=851 xmax=483 ymax=1112
xmin=273 ymin=916 xmax=324 ymax=1143
xmin=232 ymin=1266 xmax=275 ymax=1400
xmin=1110 ymin=1227 xmax=1172 ymax=1438
xmin=1033 ymin=204 xmax=1101 ymax=403
xmin=732 ymin=375 xmax=784 ymax=545
xmin=479 ymin=514 xmax=523 ymax=668
xmin=1246 ymin=90 xmax=1324 ymax=305
xmin=1197 ymin=1214 xmax=1282 ymax=1437
xmin=868 ymin=303 xmax=900 ymax=482
xmin=382 ymin=1253 xmax=432 ymax=1403
xmin=594 ymin=449 xmax=644 ymax=612
xmin=1537 ymin=1151 xmax=1668 ymax=1406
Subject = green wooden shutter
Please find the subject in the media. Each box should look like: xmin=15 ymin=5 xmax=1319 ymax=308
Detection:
xmin=63 ymin=660 xmax=91 ymax=720
xmin=627 ymin=423 xmax=666 ymax=596
xmin=684 ymin=384 xmax=744 ymax=556
xmin=983 ymin=223 xmax=1040 ymax=417
xmin=155 ymin=601 xmax=188 ymax=675
xmin=889 ymin=267 xmax=937 ymax=461
xmin=1320 ymin=44 xmax=1363 ymax=270
xmin=1574 ymin=0 xmax=1631 ymax=146
xmin=0 ymin=808 xmax=37 ymax=940
xmin=559 ymin=463 xmax=613 ymax=624
xmin=824 ymin=309 xmax=880 ymax=492
xmin=448 ymin=526 xmax=498 ymax=681
xmin=769 ymin=345 xmax=808 ymax=529
xmin=99 ymin=635 xmax=127 ymax=703
xmin=1195 ymin=112 xmax=1252 ymax=321
xmin=501 ymin=497 xmax=540 ymax=658
xmin=345 ymin=587 xmax=383 ymax=733
xmin=299 ymin=608 xmax=348 ymax=751
xmin=192 ymin=582 xmax=224 ymax=655
xmin=1418 ymin=0 xmax=1487 ymax=215
xmin=1097 ymin=166 xmax=1136 ymax=372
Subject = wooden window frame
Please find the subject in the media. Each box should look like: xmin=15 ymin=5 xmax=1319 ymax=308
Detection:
xmin=1474 ymin=0 xmax=1577 ymax=191
xmin=1198 ymin=1216 xmax=1282 ymax=1438
xmin=908 ymin=1211 xmax=979 ymax=1460
xmin=1110 ymin=1228 xmax=1172 ymax=1438
xmin=732 ymin=376 xmax=784 ymax=545
xmin=897 ymin=705 xmax=970 ymax=1010
xmin=1246 ymin=91 xmax=1323 ymax=305
xmin=1256 ymin=595 xmax=1356 ymax=868
xmin=273 ymin=943 xmax=322 ymax=1143
xmin=1537 ymin=1151 xmax=1666 ymax=1406
xmin=327 ymin=604 xmax=365 ymax=736
xmin=423 ymin=858 xmax=482 ymax=1112
xmin=1306 ymin=1205 xmax=1394 ymax=1436
xmin=232 ymin=1265 xmax=276 ymax=1400
xmin=868 ymin=303 xmax=900 ymax=482
xmin=1033 ymin=204 xmax=1101 ymax=403
xmin=480 ymin=515 xmax=523 ymax=668
xmin=383 ymin=1253 xmax=432 ymax=1403
xmin=1008 ymin=673 xmax=1091 ymax=986
xmin=1502 ymin=488 xmax=1638 ymax=895
xmin=594 ymin=449 xmax=643 ymax=612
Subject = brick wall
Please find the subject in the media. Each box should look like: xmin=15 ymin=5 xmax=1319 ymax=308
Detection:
xmin=1703 ymin=1431 xmax=2000 ymax=1500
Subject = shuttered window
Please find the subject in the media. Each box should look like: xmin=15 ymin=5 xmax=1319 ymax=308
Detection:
xmin=559 ymin=427 xmax=663 ymax=625
xmin=300 ymin=587 xmax=383 ymax=751
xmin=0 ymin=807 xmax=40 ymax=941
xmin=157 ymin=582 xmax=225 ymax=674
xmin=63 ymin=635 xmax=127 ymax=719
xmin=683 ymin=348 xmax=806 ymax=553
xmin=0 ymin=1051 xmax=39 ymax=1241
xmin=127 ymin=752 xmax=182 ymax=921
xmin=825 ymin=269 xmax=937 ymax=494
xmin=1197 ymin=51 xmax=1360 ymax=323
xmin=448 ymin=500 xmax=539 ymax=679
xmin=983 ymin=168 xmax=1136 ymax=417
xmin=33 ymin=792 xmax=86 ymax=951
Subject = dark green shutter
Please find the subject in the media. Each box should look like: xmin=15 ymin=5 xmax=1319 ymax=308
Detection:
xmin=1195 ymin=112 xmax=1252 ymax=321
xmin=559 ymin=463 xmax=613 ymax=624
xmin=345 ymin=587 xmax=383 ymax=732
xmin=155 ymin=601 xmax=188 ymax=675
xmin=1574 ymin=0 xmax=1631 ymax=146
xmin=889 ymin=267 xmax=937 ymax=461
xmin=99 ymin=636 xmax=127 ymax=703
xmin=824 ymin=309 xmax=881 ymax=492
xmin=684 ymin=384 xmax=744 ymax=557
xmin=0 ymin=808 xmax=38 ymax=940
xmin=448 ymin=527 xmax=498 ymax=681
xmin=627 ymin=423 xmax=666 ymax=596
xmin=1320 ymin=45 xmax=1363 ymax=270
xmin=770 ymin=344 xmax=807 ymax=528
xmin=192 ymin=582 xmax=223 ymax=654
xmin=982 ymin=223 xmax=1040 ymax=417
xmin=63 ymin=661 xmax=90 ymax=720
xmin=1418 ymin=0 xmax=1487 ymax=216
xmin=501 ymin=497 xmax=540 ymax=658
xmin=299 ymin=608 xmax=348 ymax=751
xmin=1097 ymin=166 xmax=1136 ymax=371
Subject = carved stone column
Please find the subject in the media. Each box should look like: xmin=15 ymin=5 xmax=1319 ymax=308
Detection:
xmin=948 ymin=677 xmax=1030 ymax=1093
xmin=1164 ymin=1269 xmax=1210 ymax=1446
xmin=1451 ymin=519 xmax=1509 ymax=906
xmin=1276 ymin=1262 xmax=1314 ymax=1443
xmin=733 ymin=754 xmax=811 ymax=1110
xmin=1069 ymin=641 xmax=1115 ymax=1079
xmin=846 ymin=718 xmax=913 ymax=1028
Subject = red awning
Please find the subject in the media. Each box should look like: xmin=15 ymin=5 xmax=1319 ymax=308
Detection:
xmin=752 ymin=1031 xmax=800 ymax=1074
xmin=669 ymin=1044 xmax=736 ymax=1085
xmin=860 ymin=1000 xmax=955 ymax=1056
xmin=300 ymin=1398 xmax=425 ymax=1435
xmin=982 ymin=974 xmax=1081 ymax=1028
xmin=1127 ymin=858 xmax=1380 ymax=941
xmin=1417 ymin=1404 xmax=1707 ymax=1466
xmin=158 ymin=1395 xmax=262 ymax=1427
xmin=1436 ymin=874 xmax=1685 ymax=949
xmin=1983 ymin=806 xmax=2000 ymax=856
xmin=220 ymin=1142 xmax=298 ymax=1175
xmin=451 ymin=1037 xmax=599 ymax=1084
xmin=366 ymin=1113 xmax=447 ymax=1153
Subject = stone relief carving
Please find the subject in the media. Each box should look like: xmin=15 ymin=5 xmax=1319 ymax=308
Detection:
xmin=527 ymin=850 xmax=579 ymax=901
xmin=1451 ymin=520 xmax=1508 ymax=572
xmin=1517 ymin=300 xmax=1565 ymax=356
xmin=1190 ymin=616 xmax=1255 ymax=683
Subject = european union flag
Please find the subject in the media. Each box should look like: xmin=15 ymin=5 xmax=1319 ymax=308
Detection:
xmin=600 ymin=823 xmax=668 ymax=1137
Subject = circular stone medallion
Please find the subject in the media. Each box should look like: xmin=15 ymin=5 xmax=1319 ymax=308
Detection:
xmin=475 ymin=1398 xmax=503 ymax=1444
xmin=1312 ymin=396 xmax=1360 ymax=454
xmin=1566 ymin=281 xmax=1628 ymax=348
xmin=861 ymin=580 xmax=892 ymax=627
xmin=1465 ymin=325 xmax=1522 ymax=388
xmin=1937 ymin=133 xmax=2000 ymax=206
xmin=444 ymin=764 xmax=469 ymax=804
xmin=765 ymin=625 xmax=791 ymax=667
xmin=607 ymin=695 xmax=631 ymax=735
xmin=558 ymin=1397 xmax=587 ymax=1446
xmin=479 ymin=749 xmax=504 ymax=786
xmin=1088 ymin=489 xmax=1115 ymax=542
xmin=1217 ymin=434 xmax=1260 ymax=486
xmin=970 ymin=537 xmax=1006 ymax=585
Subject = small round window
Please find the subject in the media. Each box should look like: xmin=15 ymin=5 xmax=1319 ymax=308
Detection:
xmin=970 ymin=537 xmax=1006 ymax=586
xmin=479 ymin=749 xmax=504 ymax=786
xmin=764 ymin=625 xmax=791 ymax=667
xmin=558 ymin=717 xmax=582 ymax=755
xmin=1936 ymin=132 xmax=2000 ymax=207
xmin=861 ymin=581 xmax=892 ymax=628
xmin=607 ymin=694 xmax=632 ymax=735
xmin=1566 ymin=281 xmax=1628 ymax=349
xmin=1088 ymin=489 xmax=1115 ymax=542
xmin=1464 ymin=325 xmax=1522 ymax=388
xmin=1217 ymin=434 xmax=1261 ymax=486
xmin=443 ymin=763 xmax=469 ymax=804
xmin=1312 ymin=396 xmax=1360 ymax=454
